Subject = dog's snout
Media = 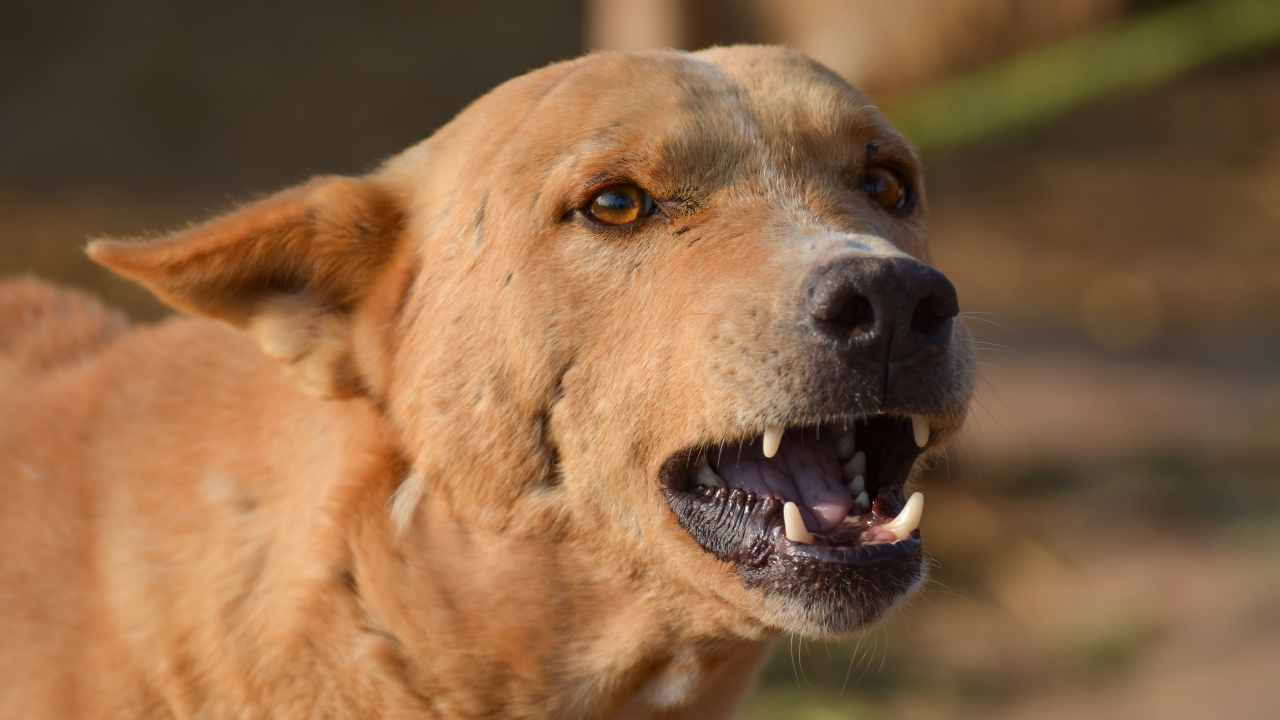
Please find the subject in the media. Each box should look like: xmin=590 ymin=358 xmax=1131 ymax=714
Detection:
xmin=806 ymin=256 xmax=959 ymax=361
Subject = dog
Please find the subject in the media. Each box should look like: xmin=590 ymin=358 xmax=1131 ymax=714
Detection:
xmin=0 ymin=46 xmax=974 ymax=718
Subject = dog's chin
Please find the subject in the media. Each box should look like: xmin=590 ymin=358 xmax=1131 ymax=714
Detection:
xmin=756 ymin=557 xmax=926 ymax=637
xmin=661 ymin=412 xmax=932 ymax=636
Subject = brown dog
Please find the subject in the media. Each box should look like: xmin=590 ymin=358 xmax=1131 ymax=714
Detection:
xmin=0 ymin=46 xmax=973 ymax=718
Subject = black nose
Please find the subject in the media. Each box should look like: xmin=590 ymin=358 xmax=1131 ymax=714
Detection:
xmin=806 ymin=255 xmax=959 ymax=362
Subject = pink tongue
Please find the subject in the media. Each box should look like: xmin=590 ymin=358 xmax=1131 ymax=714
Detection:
xmin=715 ymin=432 xmax=854 ymax=532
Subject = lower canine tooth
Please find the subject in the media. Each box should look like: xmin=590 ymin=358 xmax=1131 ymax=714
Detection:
xmin=763 ymin=425 xmax=784 ymax=458
xmin=911 ymin=416 xmax=931 ymax=448
xmin=849 ymin=474 xmax=865 ymax=496
xmin=783 ymin=501 xmax=814 ymax=543
xmin=855 ymin=490 xmax=870 ymax=510
xmin=882 ymin=492 xmax=924 ymax=540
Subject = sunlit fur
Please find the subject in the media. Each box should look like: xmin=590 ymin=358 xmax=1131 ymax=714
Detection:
xmin=0 ymin=46 xmax=972 ymax=718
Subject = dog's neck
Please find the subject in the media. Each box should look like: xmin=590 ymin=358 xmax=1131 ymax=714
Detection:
xmin=258 ymin=404 xmax=772 ymax=719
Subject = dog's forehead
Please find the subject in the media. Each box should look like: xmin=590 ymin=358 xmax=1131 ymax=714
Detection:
xmin=382 ymin=47 xmax=918 ymax=230
xmin=557 ymin=48 xmax=896 ymax=149
xmin=564 ymin=48 xmax=883 ymax=128
xmin=502 ymin=48 xmax=911 ymax=199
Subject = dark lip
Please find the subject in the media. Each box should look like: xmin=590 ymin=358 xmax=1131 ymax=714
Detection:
xmin=666 ymin=486 xmax=921 ymax=570
xmin=777 ymin=525 xmax=922 ymax=565
xmin=660 ymin=413 xmax=925 ymax=569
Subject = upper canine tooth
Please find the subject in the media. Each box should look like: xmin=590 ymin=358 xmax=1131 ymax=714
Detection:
xmin=763 ymin=425 xmax=784 ymax=458
xmin=883 ymin=491 xmax=924 ymax=541
xmin=694 ymin=457 xmax=723 ymax=488
xmin=782 ymin=501 xmax=814 ymax=543
xmin=911 ymin=415 xmax=931 ymax=448
xmin=836 ymin=429 xmax=856 ymax=459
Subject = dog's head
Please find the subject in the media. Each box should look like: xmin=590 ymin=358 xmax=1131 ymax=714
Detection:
xmin=91 ymin=47 xmax=974 ymax=638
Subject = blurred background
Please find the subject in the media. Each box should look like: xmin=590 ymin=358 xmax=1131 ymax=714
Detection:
xmin=4 ymin=0 xmax=1278 ymax=717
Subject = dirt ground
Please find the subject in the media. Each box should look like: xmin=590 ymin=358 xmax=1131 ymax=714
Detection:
xmin=3 ymin=42 xmax=1278 ymax=720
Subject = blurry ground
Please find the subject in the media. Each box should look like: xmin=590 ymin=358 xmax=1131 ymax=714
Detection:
xmin=3 ymin=15 xmax=1279 ymax=720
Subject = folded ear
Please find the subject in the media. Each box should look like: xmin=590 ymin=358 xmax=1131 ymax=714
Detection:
xmin=88 ymin=175 xmax=405 ymax=398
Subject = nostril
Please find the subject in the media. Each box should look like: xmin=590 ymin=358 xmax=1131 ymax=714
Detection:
xmin=816 ymin=286 xmax=875 ymax=336
xmin=806 ymin=255 xmax=958 ymax=357
xmin=910 ymin=293 xmax=956 ymax=339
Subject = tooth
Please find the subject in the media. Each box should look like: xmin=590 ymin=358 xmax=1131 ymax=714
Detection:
xmin=882 ymin=492 xmax=924 ymax=541
xmin=763 ymin=425 xmax=784 ymax=458
xmin=843 ymin=451 xmax=866 ymax=480
xmin=694 ymin=457 xmax=723 ymax=488
xmin=783 ymin=501 xmax=814 ymax=543
xmin=911 ymin=416 xmax=930 ymax=448
xmin=836 ymin=429 xmax=856 ymax=459
xmin=855 ymin=490 xmax=870 ymax=510
xmin=848 ymin=474 xmax=865 ymax=496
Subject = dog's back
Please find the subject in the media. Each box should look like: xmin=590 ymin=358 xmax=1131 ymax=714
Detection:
xmin=0 ymin=277 xmax=409 ymax=717
xmin=0 ymin=278 xmax=135 ymax=715
xmin=0 ymin=279 xmax=312 ymax=717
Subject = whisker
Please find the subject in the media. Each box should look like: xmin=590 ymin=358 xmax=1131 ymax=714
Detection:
xmin=876 ymin=627 xmax=889 ymax=673
xmin=797 ymin=635 xmax=809 ymax=686
xmin=841 ymin=633 xmax=868 ymax=695
xmin=783 ymin=630 xmax=793 ymax=681
xmin=957 ymin=312 xmax=1008 ymax=330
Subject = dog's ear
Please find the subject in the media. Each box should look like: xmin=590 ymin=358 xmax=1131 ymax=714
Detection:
xmin=88 ymin=175 xmax=405 ymax=399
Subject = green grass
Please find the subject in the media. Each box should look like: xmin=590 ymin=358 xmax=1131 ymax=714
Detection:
xmin=888 ymin=0 xmax=1280 ymax=151
xmin=1057 ymin=620 xmax=1165 ymax=683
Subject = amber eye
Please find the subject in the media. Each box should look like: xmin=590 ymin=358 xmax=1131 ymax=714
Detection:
xmin=587 ymin=184 xmax=654 ymax=226
xmin=861 ymin=166 xmax=912 ymax=213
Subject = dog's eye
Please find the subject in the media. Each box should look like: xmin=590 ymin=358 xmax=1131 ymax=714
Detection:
xmin=861 ymin=167 xmax=912 ymax=214
xmin=587 ymin=184 xmax=654 ymax=226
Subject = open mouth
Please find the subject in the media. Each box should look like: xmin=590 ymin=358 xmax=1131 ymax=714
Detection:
xmin=661 ymin=413 xmax=932 ymax=568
